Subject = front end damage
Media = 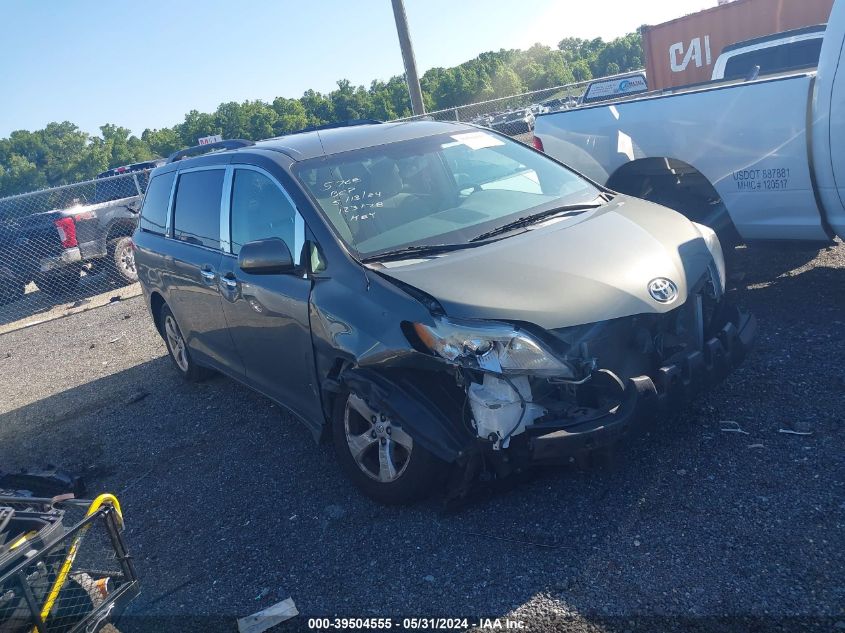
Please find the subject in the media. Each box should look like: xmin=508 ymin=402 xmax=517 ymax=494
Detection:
xmin=337 ymin=267 xmax=756 ymax=488
xmin=506 ymin=302 xmax=755 ymax=464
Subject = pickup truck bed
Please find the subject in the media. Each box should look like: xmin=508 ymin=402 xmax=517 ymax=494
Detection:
xmin=535 ymin=71 xmax=833 ymax=243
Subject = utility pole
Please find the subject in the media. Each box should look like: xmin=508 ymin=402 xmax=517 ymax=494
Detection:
xmin=391 ymin=0 xmax=426 ymax=116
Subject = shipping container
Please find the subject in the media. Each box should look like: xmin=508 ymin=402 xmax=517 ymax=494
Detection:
xmin=642 ymin=0 xmax=834 ymax=90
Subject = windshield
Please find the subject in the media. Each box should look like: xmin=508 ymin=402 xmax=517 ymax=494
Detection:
xmin=294 ymin=129 xmax=600 ymax=258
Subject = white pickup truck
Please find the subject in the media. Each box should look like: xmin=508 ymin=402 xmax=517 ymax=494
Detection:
xmin=533 ymin=0 xmax=845 ymax=245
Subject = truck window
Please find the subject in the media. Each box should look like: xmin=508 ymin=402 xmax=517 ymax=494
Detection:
xmin=172 ymin=169 xmax=224 ymax=249
xmin=724 ymin=38 xmax=823 ymax=79
xmin=93 ymin=173 xmax=142 ymax=204
xmin=782 ymin=39 xmax=824 ymax=69
xmin=139 ymin=172 xmax=176 ymax=236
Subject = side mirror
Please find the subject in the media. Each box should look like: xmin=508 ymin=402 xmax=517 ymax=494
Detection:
xmin=238 ymin=238 xmax=295 ymax=274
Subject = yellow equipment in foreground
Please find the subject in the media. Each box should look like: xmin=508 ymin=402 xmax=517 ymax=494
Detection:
xmin=0 ymin=493 xmax=138 ymax=633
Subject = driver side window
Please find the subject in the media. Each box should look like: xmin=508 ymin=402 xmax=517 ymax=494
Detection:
xmin=230 ymin=169 xmax=298 ymax=258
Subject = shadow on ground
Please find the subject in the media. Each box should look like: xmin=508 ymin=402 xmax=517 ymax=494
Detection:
xmin=0 ymin=268 xmax=134 ymax=328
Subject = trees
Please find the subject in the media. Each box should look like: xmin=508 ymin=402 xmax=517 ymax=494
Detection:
xmin=299 ymin=89 xmax=335 ymax=127
xmin=99 ymin=124 xmax=154 ymax=168
xmin=141 ymin=127 xmax=182 ymax=158
xmin=491 ymin=65 xmax=524 ymax=99
xmin=177 ymin=110 xmax=219 ymax=147
xmin=591 ymin=32 xmax=643 ymax=78
xmin=366 ymin=76 xmax=415 ymax=121
xmin=271 ymin=97 xmax=309 ymax=136
xmin=0 ymin=31 xmax=644 ymax=197
xmin=0 ymin=154 xmax=46 ymax=195
xmin=557 ymin=33 xmax=643 ymax=80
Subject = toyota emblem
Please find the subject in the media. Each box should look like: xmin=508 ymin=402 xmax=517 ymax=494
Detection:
xmin=648 ymin=277 xmax=679 ymax=304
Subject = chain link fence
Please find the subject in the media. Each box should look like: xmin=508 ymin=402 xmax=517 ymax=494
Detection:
xmin=395 ymin=79 xmax=591 ymax=140
xmin=396 ymin=70 xmax=649 ymax=141
xmin=0 ymin=166 xmax=158 ymax=328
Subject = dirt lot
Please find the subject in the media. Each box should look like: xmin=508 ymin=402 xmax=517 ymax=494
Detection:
xmin=0 ymin=271 xmax=141 ymax=335
xmin=0 ymin=242 xmax=843 ymax=632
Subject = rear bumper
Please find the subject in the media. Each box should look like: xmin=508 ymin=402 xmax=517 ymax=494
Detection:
xmin=38 ymin=247 xmax=81 ymax=272
xmin=77 ymin=237 xmax=107 ymax=261
xmin=526 ymin=305 xmax=757 ymax=461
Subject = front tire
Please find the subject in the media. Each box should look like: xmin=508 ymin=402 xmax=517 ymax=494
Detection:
xmin=159 ymin=304 xmax=212 ymax=381
xmin=332 ymin=389 xmax=443 ymax=504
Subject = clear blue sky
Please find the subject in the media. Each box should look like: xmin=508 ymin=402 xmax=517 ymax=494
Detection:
xmin=0 ymin=0 xmax=713 ymax=138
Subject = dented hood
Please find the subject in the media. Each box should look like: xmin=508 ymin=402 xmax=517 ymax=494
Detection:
xmin=371 ymin=196 xmax=718 ymax=330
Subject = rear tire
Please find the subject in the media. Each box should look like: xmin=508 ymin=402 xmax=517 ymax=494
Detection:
xmin=159 ymin=304 xmax=213 ymax=382
xmin=108 ymin=236 xmax=138 ymax=284
xmin=35 ymin=265 xmax=81 ymax=296
xmin=332 ymin=388 xmax=444 ymax=504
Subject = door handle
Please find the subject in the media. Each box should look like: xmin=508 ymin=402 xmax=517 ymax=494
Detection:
xmin=200 ymin=268 xmax=216 ymax=282
xmin=221 ymin=275 xmax=238 ymax=289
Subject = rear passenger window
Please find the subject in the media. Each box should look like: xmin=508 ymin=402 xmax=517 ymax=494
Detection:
xmin=230 ymin=169 xmax=297 ymax=257
xmin=782 ymin=39 xmax=822 ymax=70
xmin=139 ymin=172 xmax=175 ymax=235
xmin=173 ymin=169 xmax=224 ymax=249
xmin=724 ymin=38 xmax=823 ymax=79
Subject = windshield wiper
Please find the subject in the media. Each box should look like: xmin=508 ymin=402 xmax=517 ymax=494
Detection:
xmin=360 ymin=242 xmax=487 ymax=263
xmin=469 ymin=202 xmax=603 ymax=242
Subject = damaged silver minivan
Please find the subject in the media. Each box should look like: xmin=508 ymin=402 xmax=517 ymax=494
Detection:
xmin=133 ymin=121 xmax=756 ymax=503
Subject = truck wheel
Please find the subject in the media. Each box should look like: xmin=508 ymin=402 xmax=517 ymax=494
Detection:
xmin=35 ymin=265 xmax=81 ymax=296
xmin=109 ymin=237 xmax=138 ymax=283
xmin=332 ymin=389 xmax=443 ymax=504
xmin=160 ymin=304 xmax=213 ymax=381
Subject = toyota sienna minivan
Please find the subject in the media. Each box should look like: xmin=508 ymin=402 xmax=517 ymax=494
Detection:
xmin=133 ymin=120 xmax=755 ymax=504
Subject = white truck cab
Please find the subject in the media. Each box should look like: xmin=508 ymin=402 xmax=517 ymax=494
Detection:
xmin=711 ymin=24 xmax=825 ymax=81
xmin=534 ymin=0 xmax=845 ymax=245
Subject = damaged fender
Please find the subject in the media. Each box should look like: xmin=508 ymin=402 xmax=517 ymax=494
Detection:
xmin=307 ymin=247 xmax=459 ymax=450
xmin=338 ymin=367 xmax=471 ymax=464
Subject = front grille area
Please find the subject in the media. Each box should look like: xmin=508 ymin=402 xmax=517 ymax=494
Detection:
xmin=549 ymin=269 xmax=720 ymax=382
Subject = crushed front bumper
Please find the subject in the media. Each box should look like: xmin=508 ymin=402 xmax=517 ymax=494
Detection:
xmin=525 ymin=305 xmax=757 ymax=462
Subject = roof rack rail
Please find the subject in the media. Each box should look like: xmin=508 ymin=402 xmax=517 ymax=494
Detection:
xmin=296 ymin=119 xmax=383 ymax=134
xmin=166 ymin=139 xmax=255 ymax=164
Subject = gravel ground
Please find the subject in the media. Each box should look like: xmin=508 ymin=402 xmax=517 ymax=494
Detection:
xmin=0 ymin=269 xmax=141 ymax=334
xmin=0 ymin=241 xmax=842 ymax=632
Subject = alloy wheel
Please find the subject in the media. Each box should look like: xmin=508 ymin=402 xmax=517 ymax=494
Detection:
xmin=164 ymin=314 xmax=189 ymax=372
xmin=344 ymin=394 xmax=413 ymax=483
xmin=118 ymin=242 xmax=136 ymax=277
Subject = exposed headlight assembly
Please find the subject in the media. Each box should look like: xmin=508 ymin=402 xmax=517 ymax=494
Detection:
xmin=411 ymin=318 xmax=576 ymax=377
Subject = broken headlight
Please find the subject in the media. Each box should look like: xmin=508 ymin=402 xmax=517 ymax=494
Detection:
xmin=411 ymin=318 xmax=576 ymax=377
